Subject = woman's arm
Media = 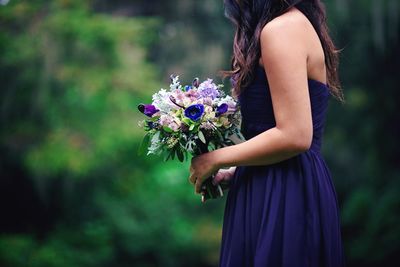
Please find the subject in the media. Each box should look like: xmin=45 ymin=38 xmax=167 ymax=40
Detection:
xmin=190 ymin=13 xmax=314 ymax=194
xmin=211 ymin=14 xmax=313 ymax=169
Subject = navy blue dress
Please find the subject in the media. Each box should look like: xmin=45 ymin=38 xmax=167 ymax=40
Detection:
xmin=219 ymin=66 xmax=345 ymax=267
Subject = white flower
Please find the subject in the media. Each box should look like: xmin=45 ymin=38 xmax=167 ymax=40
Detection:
xmin=152 ymin=89 xmax=175 ymax=113
xmin=170 ymin=75 xmax=183 ymax=91
xmin=147 ymin=132 xmax=162 ymax=155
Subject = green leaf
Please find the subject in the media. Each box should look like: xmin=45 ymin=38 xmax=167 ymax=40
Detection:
xmin=182 ymin=117 xmax=192 ymax=125
xmin=164 ymin=148 xmax=175 ymax=161
xmin=164 ymin=151 xmax=171 ymax=161
xmin=163 ymin=126 xmax=173 ymax=133
xmin=215 ymin=129 xmax=223 ymax=141
xmin=171 ymin=148 xmax=176 ymax=160
xmin=189 ymin=124 xmax=195 ymax=131
xmin=198 ymin=130 xmax=206 ymax=144
xmin=207 ymin=143 xmax=215 ymax=151
xmin=177 ymin=148 xmax=184 ymax=162
xmin=137 ymin=133 xmax=151 ymax=156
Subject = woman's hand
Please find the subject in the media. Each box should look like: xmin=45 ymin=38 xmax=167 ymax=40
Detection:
xmin=189 ymin=151 xmax=220 ymax=194
xmin=212 ymin=166 xmax=237 ymax=186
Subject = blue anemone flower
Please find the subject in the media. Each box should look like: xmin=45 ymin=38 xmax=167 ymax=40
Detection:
xmin=184 ymin=85 xmax=192 ymax=91
xmin=184 ymin=104 xmax=204 ymax=121
xmin=216 ymin=103 xmax=228 ymax=117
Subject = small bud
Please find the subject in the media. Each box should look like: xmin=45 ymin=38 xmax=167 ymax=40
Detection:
xmin=137 ymin=103 xmax=145 ymax=113
xmin=192 ymin=78 xmax=200 ymax=88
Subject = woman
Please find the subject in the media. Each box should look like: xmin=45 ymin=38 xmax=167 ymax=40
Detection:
xmin=189 ymin=0 xmax=345 ymax=266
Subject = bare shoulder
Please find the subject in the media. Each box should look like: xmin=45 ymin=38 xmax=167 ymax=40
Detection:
xmin=260 ymin=7 xmax=310 ymax=50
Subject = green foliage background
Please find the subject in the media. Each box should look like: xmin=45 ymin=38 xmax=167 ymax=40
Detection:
xmin=0 ymin=0 xmax=399 ymax=266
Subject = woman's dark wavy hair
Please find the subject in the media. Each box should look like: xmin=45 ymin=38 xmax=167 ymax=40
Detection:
xmin=223 ymin=0 xmax=344 ymax=102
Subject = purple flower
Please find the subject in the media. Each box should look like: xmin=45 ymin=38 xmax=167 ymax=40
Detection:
xmin=184 ymin=104 xmax=204 ymax=121
xmin=138 ymin=103 xmax=159 ymax=117
xmin=216 ymin=103 xmax=228 ymax=117
xmin=197 ymin=79 xmax=220 ymax=99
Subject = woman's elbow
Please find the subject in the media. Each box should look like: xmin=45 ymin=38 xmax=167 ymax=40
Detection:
xmin=288 ymin=130 xmax=313 ymax=153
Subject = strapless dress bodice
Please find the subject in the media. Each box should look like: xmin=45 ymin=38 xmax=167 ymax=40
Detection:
xmin=237 ymin=66 xmax=331 ymax=152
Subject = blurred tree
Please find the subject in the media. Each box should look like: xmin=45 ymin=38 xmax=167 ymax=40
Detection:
xmin=0 ymin=1 xmax=224 ymax=267
xmin=323 ymin=1 xmax=400 ymax=266
xmin=93 ymin=0 xmax=234 ymax=82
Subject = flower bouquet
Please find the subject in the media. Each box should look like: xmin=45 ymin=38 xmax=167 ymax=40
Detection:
xmin=137 ymin=75 xmax=244 ymax=202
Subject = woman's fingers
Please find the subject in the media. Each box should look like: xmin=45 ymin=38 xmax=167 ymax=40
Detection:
xmin=213 ymin=168 xmax=237 ymax=185
xmin=195 ymin=177 xmax=203 ymax=194
xmin=212 ymin=170 xmax=227 ymax=185
xmin=188 ymin=174 xmax=195 ymax=185
xmin=188 ymin=167 xmax=198 ymax=185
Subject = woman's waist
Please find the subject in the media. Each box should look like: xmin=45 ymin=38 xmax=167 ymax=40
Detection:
xmin=233 ymin=149 xmax=325 ymax=173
